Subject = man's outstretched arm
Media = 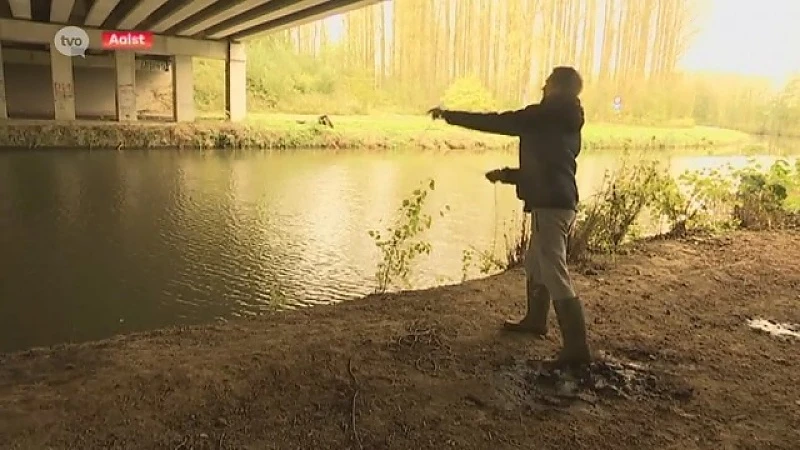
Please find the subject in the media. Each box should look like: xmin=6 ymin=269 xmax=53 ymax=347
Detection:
xmin=430 ymin=106 xmax=537 ymax=136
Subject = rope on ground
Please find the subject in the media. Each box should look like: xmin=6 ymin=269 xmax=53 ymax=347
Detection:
xmin=347 ymin=356 xmax=364 ymax=450
xmin=395 ymin=321 xmax=454 ymax=376
xmin=492 ymin=181 xmax=499 ymax=254
xmin=173 ymin=436 xmax=188 ymax=450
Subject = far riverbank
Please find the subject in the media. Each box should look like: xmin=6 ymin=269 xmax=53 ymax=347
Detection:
xmin=0 ymin=113 xmax=750 ymax=151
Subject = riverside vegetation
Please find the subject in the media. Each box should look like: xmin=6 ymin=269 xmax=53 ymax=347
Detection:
xmin=0 ymin=115 xmax=749 ymax=152
xmin=369 ymin=157 xmax=800 ymax=292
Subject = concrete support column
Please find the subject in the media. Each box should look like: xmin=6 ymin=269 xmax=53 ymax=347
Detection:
xmin=50 ymin=45 xmax=76 ymax=121
xmin=114 ymin=51 xmax=137 ymax=121
xmin=225 ymin=41 xmax=246 ymax=122
xmin=172 ymin=55 xmax=194 ymax=122
xmin=0 ymin=41 xmax=7 ymax=119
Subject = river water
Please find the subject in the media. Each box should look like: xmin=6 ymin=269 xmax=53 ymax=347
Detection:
xmin=1 ymin=142 xmax=797 ymax=352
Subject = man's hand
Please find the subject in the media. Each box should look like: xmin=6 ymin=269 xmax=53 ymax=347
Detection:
xmin=485 ymin=168 xmax=506 ymax=183
xmin=427 ymin=107 xmax=445 ymax=120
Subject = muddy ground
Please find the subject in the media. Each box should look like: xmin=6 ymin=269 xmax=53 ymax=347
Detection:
xmin=1 ymin=230 xmax=799 ymax=450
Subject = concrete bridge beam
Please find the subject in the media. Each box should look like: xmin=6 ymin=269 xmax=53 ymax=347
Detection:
xmin=84 ymin=0 xmax=121 ymax=27
xmin=114 ymin=51 xmax=137 ymax=121
xmin=50 ymin=0 xmax=76 ymax=23
xmin=171 ymin=0 xmax=266 ymax=37
xmin=0 ymin=42 xmax=7 ymax=119
xmin=0 ymin=0 xmax=386 ymax=123
xmin=230 ymin=0 xmax=383 ymax=40
xmin=0 ymin=16 xmax=244 ymax=122
xmin=0 ymin=18 xmax=229 ymax=59
xmin=50 ymin=44 xmax=76 ymax=120
xmin=205 ymin=0 xmax=330 ymax=40
xmin=147 ymin=0 xmax=217 ymax=34
xmin=7 ymin=0 xmax=31 ymax=20
xmin=171 ymin=54 xmax=193 ymax=122
xmin=117 ymin=0 xmax=169 ymax=30
xmin=225 ymin=41 xmax=246 ymax=122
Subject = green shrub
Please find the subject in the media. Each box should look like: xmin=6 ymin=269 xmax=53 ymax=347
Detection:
xmin=727 ymin=159 xmax=800 ymax=229
xmin=568 ymin=160 xmax=665 ymax=262
xmin=440 ymin=77 xmax=498 ymax=112
xmin=376 ymin=159 xmax=799 ymax=286
xmin=461 ymin=213 xmax=530 ymax=280
xmin=672 ymin=167 xmax=738 ymax=231
xmin=368 ymin=179 xmax=449 ymax=293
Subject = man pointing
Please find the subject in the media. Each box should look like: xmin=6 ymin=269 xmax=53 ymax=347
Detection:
xmin=429 ymin=67 xmax=591 ymax=366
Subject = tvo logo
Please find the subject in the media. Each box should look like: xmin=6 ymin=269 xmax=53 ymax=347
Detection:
xmin=54 ymin=26 xmax=90 ymax=57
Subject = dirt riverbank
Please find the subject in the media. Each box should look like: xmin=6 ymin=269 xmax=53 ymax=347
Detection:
xmin=1 ymin=230 xmax=799 ymax=450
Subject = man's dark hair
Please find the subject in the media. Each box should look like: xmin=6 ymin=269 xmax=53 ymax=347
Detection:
xmin=549 ymin=66 xmax=583 ymax=96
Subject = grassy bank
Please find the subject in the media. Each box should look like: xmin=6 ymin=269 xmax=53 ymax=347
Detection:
xmin=0 ymin=113 xmax=749 ymax=151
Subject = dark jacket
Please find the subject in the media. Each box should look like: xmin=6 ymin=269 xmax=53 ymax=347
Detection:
xmin=442 ymin=96 xmax=584 ymax=211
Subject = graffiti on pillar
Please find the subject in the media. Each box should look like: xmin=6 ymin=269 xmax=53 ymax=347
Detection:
xmin=53 ymin=81 xmax=75 ymax=119
xmin=117 ymin=83 xmax=136 ymax=120
xmin=136 ymin=59 xmax=169 ymax=72
xmin=54 ymin=81 xmax=75 ymax=100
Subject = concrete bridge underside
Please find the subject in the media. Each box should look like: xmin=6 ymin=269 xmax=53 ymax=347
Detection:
xmin=0 ymin=0 xmax=383 ymax=122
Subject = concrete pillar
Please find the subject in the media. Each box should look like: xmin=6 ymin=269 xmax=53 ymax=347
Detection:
xmin=0 ymin=41 xmax=7 ymax=119
xmin=225 ymin=41 xmax=246 ymax=122
xmin=172 ymin=55 xmax=194 ymax=122
xmin=114 ymin=51 xmax=137 ymax=121
xmin=50 ymin=45 xmax=76 ymax=121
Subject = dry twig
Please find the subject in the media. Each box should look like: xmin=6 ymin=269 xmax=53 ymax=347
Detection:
xmin=348 ymin=356 xmax=364 ymax=450
xmin=173 ymin=436 xmax=188 ymax=450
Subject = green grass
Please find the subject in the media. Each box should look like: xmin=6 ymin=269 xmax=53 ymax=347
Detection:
xmin=581 ymin=123 xmax=749 ymax=149
xmin=207 ymin=112 xmax=750 ymax=150
xmin=0 ymin=113 xmax=750 ymax=151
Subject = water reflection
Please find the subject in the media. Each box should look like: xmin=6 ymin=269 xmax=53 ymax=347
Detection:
xmin=0 ymin=144 xmax=798 ymax=352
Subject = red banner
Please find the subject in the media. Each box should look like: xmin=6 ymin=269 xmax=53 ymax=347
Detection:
xmin=101 ymin=31 xmax=153 ymax=50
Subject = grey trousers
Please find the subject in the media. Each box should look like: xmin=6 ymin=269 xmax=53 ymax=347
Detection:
xmin=524 ymin=208 xmax=577 ymax=301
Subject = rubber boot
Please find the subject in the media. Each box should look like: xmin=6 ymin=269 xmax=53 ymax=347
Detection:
xmin=552 ymin=297 xmax=592 ymax=366
xmin=503 ymin=280 xmax=550 ymax=336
